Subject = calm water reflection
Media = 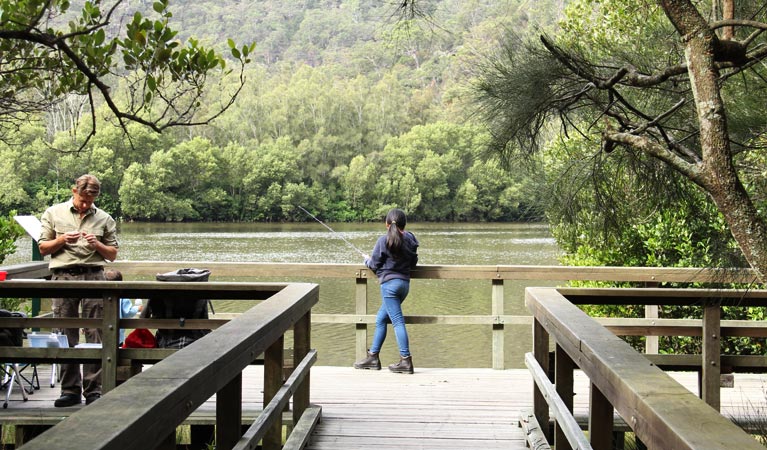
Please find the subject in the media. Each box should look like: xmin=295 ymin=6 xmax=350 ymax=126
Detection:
xmin=9 ymin=222 xmax=562 ymax=368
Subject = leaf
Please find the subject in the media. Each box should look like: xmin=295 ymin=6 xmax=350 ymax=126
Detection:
xmin=134 ymin=30 xmax=146 ymax=46
xmin=152 ymin=1 xmax=165 ymax=13
xmin=94 ymin=28 xmax=105 ymax=46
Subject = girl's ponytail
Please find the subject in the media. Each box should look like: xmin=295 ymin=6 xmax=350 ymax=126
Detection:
xmin=385 ymin=208 xmax=407 ymax=259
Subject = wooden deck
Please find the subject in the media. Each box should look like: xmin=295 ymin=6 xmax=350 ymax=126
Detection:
xmin=305 ymin=367 xmax=528 ymax=449
xmin=2 ymin=365 xmax=767 ymax=449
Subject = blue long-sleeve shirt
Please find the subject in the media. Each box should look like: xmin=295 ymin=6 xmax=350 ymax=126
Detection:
xmin=364 ymin=231 xmax=419 ymax=283
xmin=119 ymin=299 xmax=140 ymax=344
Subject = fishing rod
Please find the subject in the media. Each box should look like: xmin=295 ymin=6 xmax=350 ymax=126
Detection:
xmin=297 ymin=205 xmax=367 ymax=258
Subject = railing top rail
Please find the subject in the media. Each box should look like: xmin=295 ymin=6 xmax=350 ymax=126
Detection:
xmin=20 ymin=282 xmax=319 ymax=450
xmin=558 ymin=286 xmax=767 ymax=306
xmin=1 ymin=261 xmax=759 ymax=284
xmin=0 ymin=279 xmax=298 ymax=300
xmin=525 ymin=287 xmax=764 ymax=450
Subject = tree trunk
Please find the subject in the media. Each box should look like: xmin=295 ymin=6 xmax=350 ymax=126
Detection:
xmin=659 ymin=0 xmax=767 ymax=281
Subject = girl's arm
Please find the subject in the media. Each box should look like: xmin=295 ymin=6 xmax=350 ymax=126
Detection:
xmin=365 ymin=237 xmax=386 ymax=270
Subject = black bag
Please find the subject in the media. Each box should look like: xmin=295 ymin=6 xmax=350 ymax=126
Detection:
xmin=147 ymin=269 xmax=212 ymax=349
xmin=0 ymin=309 xmax=24 ymax=347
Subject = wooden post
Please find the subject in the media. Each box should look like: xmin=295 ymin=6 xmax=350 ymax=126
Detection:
xmin=355 ymin=272 xmax=368 ymax=361
xmin=216 ymin=373 xmax=242 ymax=450
xmin=555 ymin=345 xmax=575 ymax=450
xmin=702 ymin=303 xmax=721 ymax=410
xmin=491 ymin=278 xmax=504 ymax=369
xmin=533 ymin=318 xmax=550 ymax=442
xmin=263 ymin=335 xmax=284 ymax=450
xmin=101 ymin=293 xmax=119 ymax=393
xmin=589 ymin=382 xmax=613 ymax=450
xmin=643 ymin=281 xmax=660 ymax=355
xmin=644 ymin=305 xmax=659 ymax=354
xmin=31 ymin=241 xmax=42 ymax=325
xmin=293 ymin=310 xmax=311 ymax=424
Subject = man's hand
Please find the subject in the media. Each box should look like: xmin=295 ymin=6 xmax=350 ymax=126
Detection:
xmin=63 ymin=231 xmax=82 ymax=244
xmin=82 ymin=232 xmax=99 ymax=248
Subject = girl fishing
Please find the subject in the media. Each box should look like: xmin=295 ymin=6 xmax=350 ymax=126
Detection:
xmin=354 ymin=208 xmax=419 ymax=374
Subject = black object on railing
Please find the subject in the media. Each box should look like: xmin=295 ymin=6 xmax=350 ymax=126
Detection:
xmin=147 ymin=268 xmax=212 ymax=349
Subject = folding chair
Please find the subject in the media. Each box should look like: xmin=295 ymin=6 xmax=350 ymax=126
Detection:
xmin=1 ymin=363 xmax=33 ymax=408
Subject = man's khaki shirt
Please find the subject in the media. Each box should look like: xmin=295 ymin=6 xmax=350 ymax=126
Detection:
xmin=39 ymin=199 xmax=119 ymax=269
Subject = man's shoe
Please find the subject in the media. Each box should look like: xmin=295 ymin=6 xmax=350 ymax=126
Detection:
xmin=54 ymin=393 xmax=81 ymax=407
xmin=85 ymin=393 xmax=101 ymax=405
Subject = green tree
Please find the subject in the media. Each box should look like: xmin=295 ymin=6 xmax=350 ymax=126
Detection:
xmin=380 ymin=121 xmax=491 ymax=220
xmin=0 ymin=212 xmax=23 ymax=264
xmin=120 ymin=137 xmax=221 ymax=221
xmin=119 ymin=163 xmax=165 ymax=220
xmin=341 ymin=155 xmax=375 ymax=213
xmin=0 ymin=0 xmax=253 ymax=149
xmin=453 ymin=179 xmax=479 ymax=220
xmin=213 ymin=142 xmax=257 ymax=221
xmin=472 ymin=0 xmax=767 ymax=280
xmin=244 ymin=137 xmax=303 ymax=221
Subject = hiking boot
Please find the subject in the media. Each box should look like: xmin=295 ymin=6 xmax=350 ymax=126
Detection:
xmin=85 ymin=393 xmax=101 ymax=405
xmin=353 ymin=351 xmax=381 ymax=370
xmin=54 ymin=393 xmax=81 ymax=407
xmin=388 ymin=355 xmax=414 ymax=374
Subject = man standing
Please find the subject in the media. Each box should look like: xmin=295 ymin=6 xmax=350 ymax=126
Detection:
xmin=38 ymin=174 xmax=119 ymax=407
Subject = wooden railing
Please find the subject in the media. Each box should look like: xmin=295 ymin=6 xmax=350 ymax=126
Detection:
xmin=0 ymin=278 xmax=319 ymax=450
xmin=3 ymin=262 xmax=766 ymax=448
xmin=2 ymin=261 xmax=761 ymax=369
xmin=526 ymin=287 xmax=767 ymax=450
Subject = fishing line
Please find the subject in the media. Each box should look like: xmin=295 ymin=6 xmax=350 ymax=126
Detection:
xmin=297 ymin=205 xmax=367 ymax=257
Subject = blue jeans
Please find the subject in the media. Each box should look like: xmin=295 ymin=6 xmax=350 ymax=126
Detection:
xmin=370 ymin=278 xmax=411 ymax=357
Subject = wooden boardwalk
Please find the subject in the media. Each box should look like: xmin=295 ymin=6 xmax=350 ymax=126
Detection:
xmin=2 ymin=365 xmax=766 ymax=449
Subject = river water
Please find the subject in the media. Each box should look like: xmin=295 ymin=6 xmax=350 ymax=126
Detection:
xmin=9 ymin=221 xmax=562 ymax=368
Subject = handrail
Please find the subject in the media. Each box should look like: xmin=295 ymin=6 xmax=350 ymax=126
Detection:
xmin=111 ymin=261 xmax=761 ymax=282
xmin=3 ymin=260 xmax=759 ymax=282
xmin=0 ymin=280 xmax=319 ymax=450
xmin=1 ymin=261 xmax=762 ymax=369
xmin=524 ymin=353 xmax=592 ymax=450
xmin=0 ymin=279 xmax=292 ymax=390
xmin=526 ymin=287 xmax=765 ymax=450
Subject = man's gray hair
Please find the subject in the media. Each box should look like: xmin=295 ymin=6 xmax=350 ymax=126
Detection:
xmin=74 ymin=174 xmax=101 ymax=196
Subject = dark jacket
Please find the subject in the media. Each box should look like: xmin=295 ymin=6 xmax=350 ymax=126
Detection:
xmin=365 ymin=231 xmax=419 ymax=283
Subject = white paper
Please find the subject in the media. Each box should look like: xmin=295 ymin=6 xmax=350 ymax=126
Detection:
xmin=14 ymin=215 xmax=42 ymax=241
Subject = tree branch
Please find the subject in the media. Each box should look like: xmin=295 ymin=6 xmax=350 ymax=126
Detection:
xmin=603 ymin=130 xmax=702 ymax=183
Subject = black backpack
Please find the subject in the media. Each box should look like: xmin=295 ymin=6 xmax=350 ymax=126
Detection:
xmin=148 ymin=269 xmax=212 ymax=349
xmin=0 ymin=309 xmax=24 ymax=347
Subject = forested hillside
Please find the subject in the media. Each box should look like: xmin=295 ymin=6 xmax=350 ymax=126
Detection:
xmin=0 ymin=0 xmax=566 ymax=222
